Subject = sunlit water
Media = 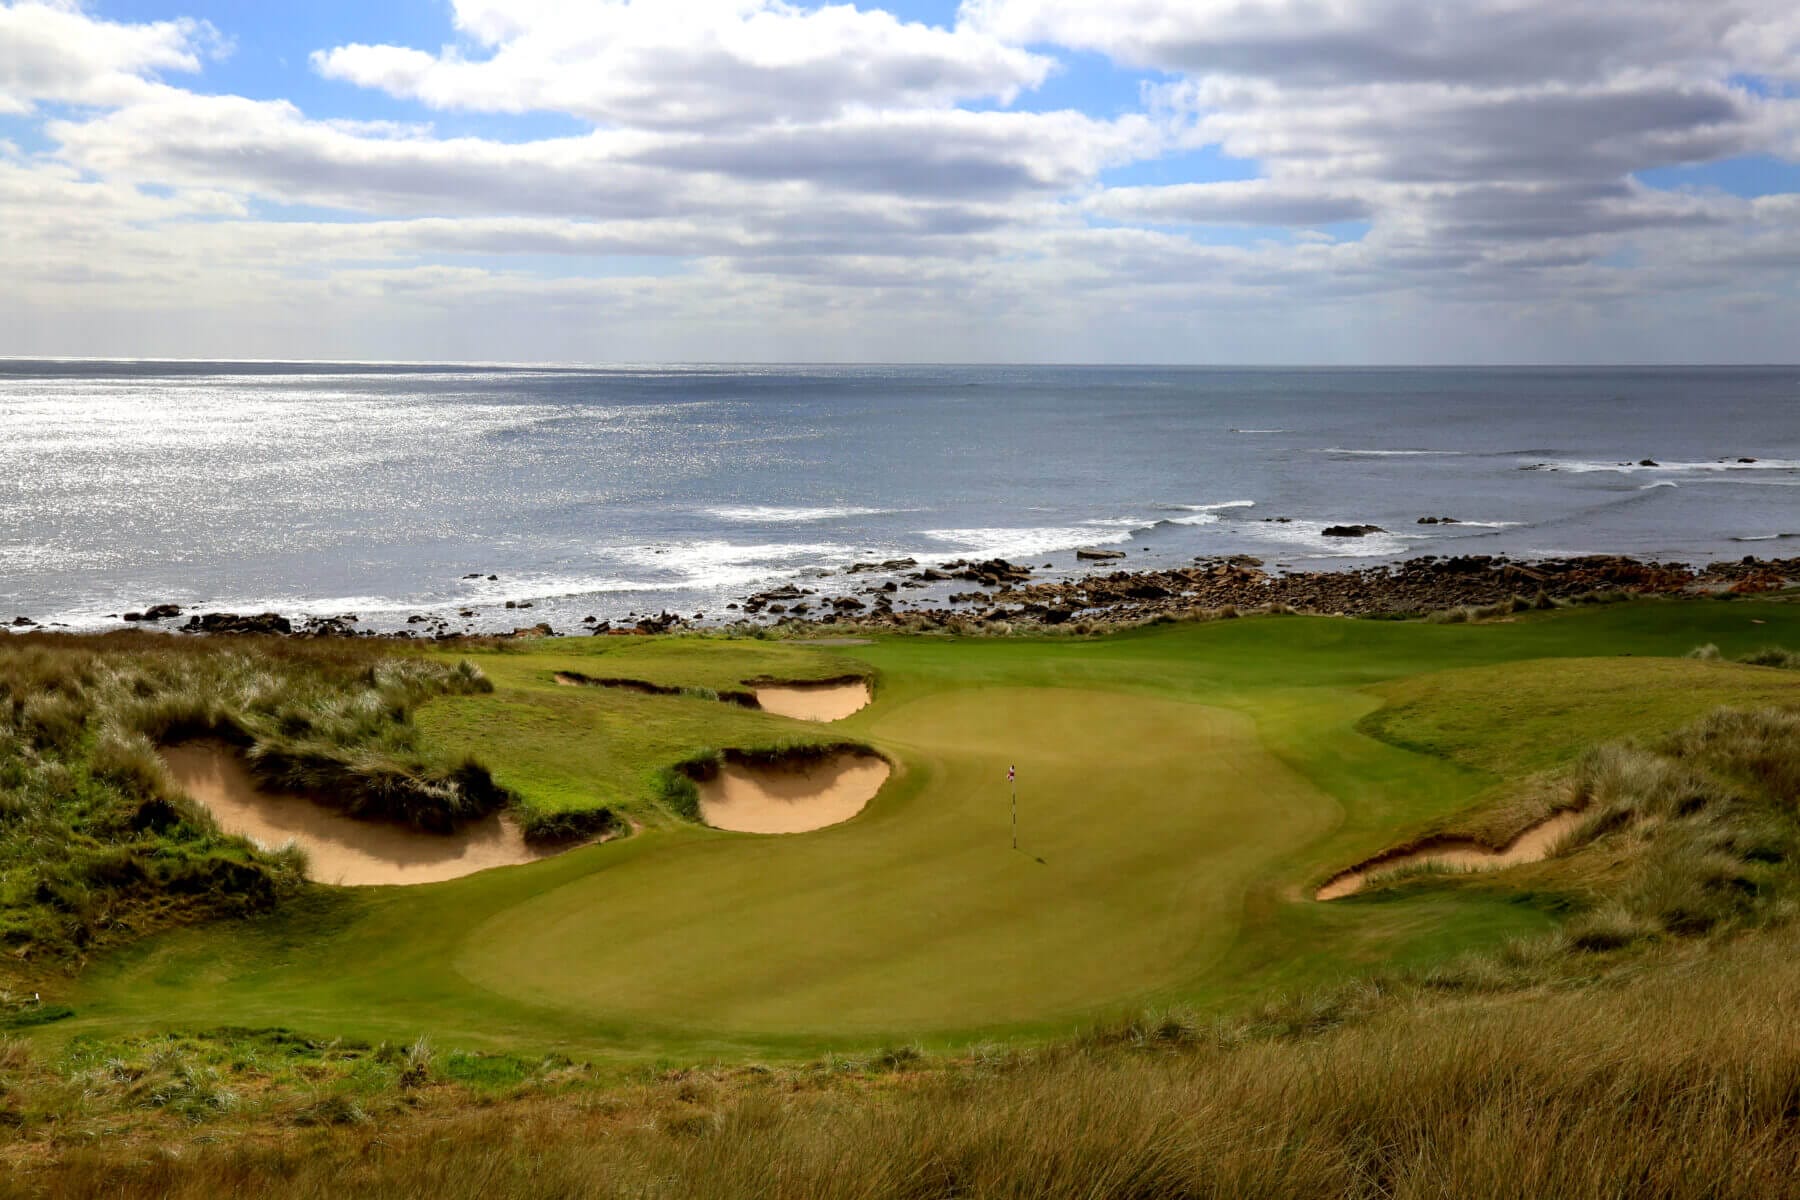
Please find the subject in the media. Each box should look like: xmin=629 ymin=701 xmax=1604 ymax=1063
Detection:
xmin=2 ymin=361 xmax=1795 ymax=633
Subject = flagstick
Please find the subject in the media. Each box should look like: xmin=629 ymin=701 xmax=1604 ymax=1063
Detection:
xmin=1011 ymin=780 xmax=1018 ymax=850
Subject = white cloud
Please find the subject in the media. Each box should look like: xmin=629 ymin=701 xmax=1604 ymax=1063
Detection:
xmin=0 ymin=0 xmax=1797 ymax=361
xmin=1090 ymin=180 xmax=1371 ymax=226
xmin=0 ymin=0 xmax=219 ymax=114
xmin=313 ymin=0 xmax=1054 ymax=129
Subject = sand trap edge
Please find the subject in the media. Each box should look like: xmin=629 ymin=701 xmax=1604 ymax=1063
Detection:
xmin=682 ymin=744 xmax=891 ymax=835
xmin=158 ymin=741 xmax=589 ymax=887
xmin=1316 ymin=807 xmax=1589 ymax=901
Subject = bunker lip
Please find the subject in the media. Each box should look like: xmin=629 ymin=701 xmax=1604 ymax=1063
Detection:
xmin=552 ymin=671 xmax=758 ymax=707
xmin=554 ymin=669 xmax=873 ymax=721
xmin=160 ymin=741 xmax=571 ymax=887
xmin=746 ymin=676 xmax=873 ymax=722
xmin=688 ymin=746 xmax=890 ymax=834
xmin=1316 ymin=807 xmax=1587 ymax=901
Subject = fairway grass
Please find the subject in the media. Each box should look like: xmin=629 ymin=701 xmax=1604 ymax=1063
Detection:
xmin=49 ymin=599 xmax=1800 ymax=1058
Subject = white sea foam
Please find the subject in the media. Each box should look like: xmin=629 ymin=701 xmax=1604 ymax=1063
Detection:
xmin=1169 ymin=500 xmax=1257 ymax=511
xmin=1316 ymin=447 xmax=1462 ymax=457
xmin=1527 ymin=458 xmax=1800 ymax=474
xmin=924 ymin=526 xmax=1133 ymax=559
xmin=1239 ymin=520 xmax=1412 ymax=559
xmin=611 ymin=541 xmax=861 ymax=590
xmin=705 ymin=505 xmax=900 ymax=523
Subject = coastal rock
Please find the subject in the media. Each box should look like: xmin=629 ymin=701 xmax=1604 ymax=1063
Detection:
xmin=1322 ymin=525 xmax=1386 ymax=538
xmin=123 ymin=603 xmax=183 ymax=622
xmin=182 ymin=612 xmax=293 ymax=636
xmin=846 ymin=558 xmax=917 ymax=574
xmin=1416 ymin=517 xmax=1460 ymax=525
xmin=1076 ymin=548 xmax=1128 ymax=561
xmin=11 ymin=616 xmax=36 ymax=627
xmin=1638 ymin=459 xmax=1659 ymax=467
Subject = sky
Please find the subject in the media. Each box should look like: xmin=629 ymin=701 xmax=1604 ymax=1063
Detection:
xmin=2 ymin=0 xmax=1799 ymax=364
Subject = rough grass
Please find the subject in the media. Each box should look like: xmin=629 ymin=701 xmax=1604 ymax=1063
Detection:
xmin=8 ymin=925 xmax=1800 ymax=1199
xmin=1345 ymin=707 xmax=1800 ymax=958
xmin=0 ymin=634 xmax=495 ymax=977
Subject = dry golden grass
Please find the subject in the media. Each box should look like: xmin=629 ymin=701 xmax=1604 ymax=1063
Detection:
xmin=7 ymin=922 xmax=1798 ymax=1200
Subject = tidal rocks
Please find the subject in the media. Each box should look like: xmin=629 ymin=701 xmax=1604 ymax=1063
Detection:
xmin=1322 ymin=525 xmax=1386 ymax=538
xmin=181 ymin=612 xmax=293 ymax=635
xmin=1076 ymin=548 xmax=1128 ymax=561
xmin=845 ymin=558 xmax=917 ymax=574
xmin=123 ymin=603 xmax=183 ymax=622
xmin=10 ymin=616 xmax=36 ymax=627
xmin=1416 ymin=516 xmax=1461 ymax=525
xmin=939 ymin=558 xmax=1034 ymax=586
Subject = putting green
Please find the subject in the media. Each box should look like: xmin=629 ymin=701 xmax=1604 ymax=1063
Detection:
xmin=455 ymin=687 xmax=1336 ymax=1034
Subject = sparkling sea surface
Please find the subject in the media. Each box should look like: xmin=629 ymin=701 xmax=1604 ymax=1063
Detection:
xmin=2 ymin=361 xmax=1796 ymax=632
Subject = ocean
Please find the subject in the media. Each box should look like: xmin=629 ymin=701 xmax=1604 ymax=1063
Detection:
xmin=2 ymin=361 xmax=1796 ymax=633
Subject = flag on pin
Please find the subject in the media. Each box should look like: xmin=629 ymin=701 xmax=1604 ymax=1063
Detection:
xmin=1007 ymin=765 xmax=1015 ymax=782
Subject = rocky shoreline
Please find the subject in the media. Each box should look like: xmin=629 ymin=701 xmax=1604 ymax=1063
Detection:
xmin=14 ymin=553 xmax=1797 ymax=641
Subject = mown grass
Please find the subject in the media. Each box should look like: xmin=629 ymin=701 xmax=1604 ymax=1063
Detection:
xmin=14 ymin=600 xmax=1795 ymax=1058
xmin=0 ymin=633 xmax=493 ymax=979
xmin=414 ymin=637 xmax=876 ymax=823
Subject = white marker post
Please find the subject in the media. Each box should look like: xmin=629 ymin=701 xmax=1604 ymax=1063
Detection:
xmin=1008 ymin=763 xmax=1017 ymax=850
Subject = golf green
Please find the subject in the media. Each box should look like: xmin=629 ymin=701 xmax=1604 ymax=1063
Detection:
xmin=457 ymin=687 xmax=1335 ymax=1034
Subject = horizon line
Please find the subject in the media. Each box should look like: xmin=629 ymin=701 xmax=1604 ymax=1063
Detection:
xmin=4 ymin=355 xmax=1799 ymax=371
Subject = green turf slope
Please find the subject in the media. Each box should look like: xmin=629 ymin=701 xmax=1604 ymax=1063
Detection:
xmin=55 ymin=600 xmax=1800 ymax=1057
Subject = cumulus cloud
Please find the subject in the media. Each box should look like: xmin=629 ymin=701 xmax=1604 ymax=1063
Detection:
xmin=1091 ymin=180 xmax=1371 ymax=226
xmin=313 ymin=0 xmax=1054 ymax=129
xmin=0 ymin=0 xmax=1798 ymax=361
xmin=0 ymin=0 xmax=219 ymax=113
xmin=964 ymin=0 xmax=1767 ymax=86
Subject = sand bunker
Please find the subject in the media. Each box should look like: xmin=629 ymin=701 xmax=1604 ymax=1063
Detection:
xmin=697 ymin=751 xmax=889 ymax=834
xmin=751 ymin=679 xmax=872 ymax=722
xmin=161 ymin=743 xmax=559 ymax=886
xmin=1317 ymin=808 xmax=1586 ymax=901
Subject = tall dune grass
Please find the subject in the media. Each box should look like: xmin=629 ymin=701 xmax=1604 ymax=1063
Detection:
xmin=0 ymin=633 xmax=495 ymax=973
xmin=12 ymin=923 xmax=1800 ymax=1200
